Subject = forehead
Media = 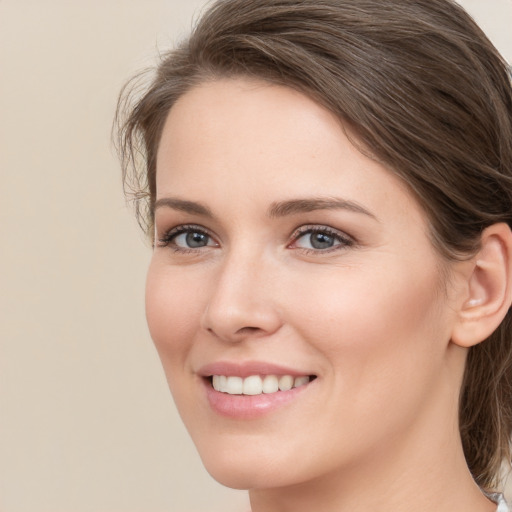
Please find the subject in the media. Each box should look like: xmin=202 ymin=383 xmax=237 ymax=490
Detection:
xmin=157 ymin=77 xmax=344 ymax=172
xmin=156 ymin=77 xmax=422 ymax=224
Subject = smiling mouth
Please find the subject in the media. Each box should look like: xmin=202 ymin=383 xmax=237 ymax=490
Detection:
xmin=209 ymin=374 xmax=316 ymax=396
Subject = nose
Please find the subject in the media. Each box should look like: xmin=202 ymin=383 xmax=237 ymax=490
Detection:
xmin=200 ymin=252 xmax=282 ymax=343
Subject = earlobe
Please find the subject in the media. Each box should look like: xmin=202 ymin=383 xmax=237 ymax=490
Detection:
xmin=451 ymin=223 xmax=512 ymax=348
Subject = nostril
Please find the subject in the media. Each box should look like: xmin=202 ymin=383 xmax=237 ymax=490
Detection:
xmin=236 ymin=326 xmax=261 ymax=335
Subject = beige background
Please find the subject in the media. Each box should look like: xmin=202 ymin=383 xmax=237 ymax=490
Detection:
xmin=1 ymin=1 xmax=511 ymax=511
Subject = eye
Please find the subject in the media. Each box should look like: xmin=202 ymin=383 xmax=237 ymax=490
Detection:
xmin=158 ymin=225 xmax=218 ymax=251
xmin=290 ymin=226 xmax=353 ymax=252
xmin=174 ymin=231 xmax=212 ymax=248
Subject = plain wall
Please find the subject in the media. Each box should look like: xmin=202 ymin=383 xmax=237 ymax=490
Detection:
xmin=1 ymin=1 xmax=511 ymax=511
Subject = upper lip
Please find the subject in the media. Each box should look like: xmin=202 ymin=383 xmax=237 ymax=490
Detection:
xmin=197 ymin=361 xmax=315 ymax=378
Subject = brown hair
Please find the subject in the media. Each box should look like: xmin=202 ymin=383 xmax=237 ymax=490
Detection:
xmin=115 ymin=0 xmax=512 ymax=490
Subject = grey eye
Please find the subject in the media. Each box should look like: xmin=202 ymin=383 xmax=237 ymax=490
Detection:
xmin=294 ymin=230 xmax=344 ymax=250
xmin=309 ymin=232 xmax=336 ymax=249
xmin=174 ymin=231 xmax=213 ymax=248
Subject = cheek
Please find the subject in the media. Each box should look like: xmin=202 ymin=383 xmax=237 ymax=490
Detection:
xmin=293 ymin=258 xmax=441 ymax=334
xmin=289 ymin=257 xmax=448 ymax=393
xmin=145 ymin=261 xmax=203 ymax=365
xmin=279 ymin=260 xmax=451 ymax=462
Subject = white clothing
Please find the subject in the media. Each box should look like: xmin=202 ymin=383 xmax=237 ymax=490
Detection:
xmin=490 ymin=493 xmax=510 ymax=512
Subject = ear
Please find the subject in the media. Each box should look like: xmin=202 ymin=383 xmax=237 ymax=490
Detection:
xmin=451 ymin=223 xmax=512 ymax=348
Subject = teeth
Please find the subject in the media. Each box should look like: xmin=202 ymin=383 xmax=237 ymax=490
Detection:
xmin=226 ymin=376 xmax=243 ymax=395
xmin=278 ymin=375 xmax=294 ymax=391
xmin=243 ymin=375 xmax=262 ymax=395
xmin=262 ymin=375 xmax=279 ymax=393
xmin=211 ymin=374 xmax=310 ymax=395
xmin=294 ymin=376 xmax=310 ymax=388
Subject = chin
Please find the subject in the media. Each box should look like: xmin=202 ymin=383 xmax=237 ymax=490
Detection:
xmin=196 ymin=451 xmax=260 ymax=489
xmin=193 ymin=441 xmax=270 ymax=489
xmin=203 ymin=461 xmax=302 ymax=491
xmin=205 ymin=465 xmax=259 ymax=490
xmin=194 ymin=436 xmax=319 ymax=491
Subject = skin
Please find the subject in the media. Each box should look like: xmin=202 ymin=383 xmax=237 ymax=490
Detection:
xmin=147 ymin=78 xmax=497 ymax=512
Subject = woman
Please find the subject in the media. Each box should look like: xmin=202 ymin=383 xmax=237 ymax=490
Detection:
xmin=116 ymin=0 xmax=512 ymax=510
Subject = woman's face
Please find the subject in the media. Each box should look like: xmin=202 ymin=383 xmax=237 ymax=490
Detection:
xmin=147 ymin=78 xmax=463 ymax=490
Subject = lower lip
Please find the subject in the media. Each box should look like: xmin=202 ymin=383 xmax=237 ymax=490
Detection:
xmin=203 ymin=379 xmax=312 ymax=419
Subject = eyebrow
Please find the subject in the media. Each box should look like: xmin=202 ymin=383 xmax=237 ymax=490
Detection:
xmin=154 ymin=197 xmax=214 ymax=218
xmin=268 ymin=197 xmax=378 ymax=220
xmin=154 ymin=196 xmax=377 ymax=221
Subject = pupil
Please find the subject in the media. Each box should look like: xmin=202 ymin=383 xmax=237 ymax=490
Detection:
xmin=186 ymin=232 xmax=208 ymax=248
xmin=311 ymin=232 xmax=334 ymax=249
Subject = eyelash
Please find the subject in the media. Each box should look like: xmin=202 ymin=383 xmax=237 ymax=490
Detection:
xmin=289 ymin=225 xmax=355 ymax=254
xmin=156 ymin=224 xmax=354 ymax=254
xmin=157 ymin=224 xmax=216 ymax=253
